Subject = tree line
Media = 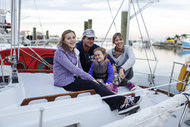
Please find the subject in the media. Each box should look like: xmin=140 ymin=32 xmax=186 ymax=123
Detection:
xmin=166 ymin=34 xmax=189 ymax=41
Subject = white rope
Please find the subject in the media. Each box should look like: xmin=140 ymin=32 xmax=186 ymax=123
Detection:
xmin=134 ymin=71 xmax=151 ymax=75
xmin=129 ymin=89 xmax=190 ymax=127
xmin=103 ymin=88 xmax=190 ymax=127
xmin=102 ymin=81 xmax=182 ymax=99
xmin=130 ymin=104 xmax=185 ymax=127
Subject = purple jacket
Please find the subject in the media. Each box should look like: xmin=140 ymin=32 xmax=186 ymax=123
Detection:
xmin=53 ymin=46 xmax=94 ymax=87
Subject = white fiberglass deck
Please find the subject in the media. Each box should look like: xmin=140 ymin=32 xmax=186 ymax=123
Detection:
xmin=21 ymin=72 xmax=190 ymax=127
xmin=0 ymin=72 xmax=190 ymax=127
xmin=19 ymin=73 xmax=65 ymax=98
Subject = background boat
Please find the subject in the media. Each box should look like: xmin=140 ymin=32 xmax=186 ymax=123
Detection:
xmin=182 ymin=37 xmax=190 ymax=49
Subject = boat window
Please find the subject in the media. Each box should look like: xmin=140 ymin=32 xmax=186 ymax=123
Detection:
xmin=38 ymin=57 xmax=53 ymax=69
xmin=65 ymin=123 xmax=80 ymax=127
xmin=0 ymin=76 xmax=10 ymax=84
xmin=43 ymin=57 xmax=54 ymax=64
xmin=17 ymin=62 xmax=25 ymax=69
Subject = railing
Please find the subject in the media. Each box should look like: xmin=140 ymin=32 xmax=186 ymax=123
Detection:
xmin=168 ymin=61 xmax=190 ymax=96
xmin=21 ymin=89 xmax=136 ymax=106
xmin=0 ymin=54 xmax=5 ymax=86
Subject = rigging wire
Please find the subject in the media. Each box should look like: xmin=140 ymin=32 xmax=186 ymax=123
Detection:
xmin=28 ymin=47 xmax=53 ymax=69
xmin=131 ymin=0 xmax=154 ymax=84
xmin=19 ymin=48 xmax=53 ymax=70
xmin=131 ymin=0 xmax=159 ymax=86
xmin=130 ymin=1 xmax=154 ymax=20
xmin=136 ymin=0 xmax=157 ymax=61
xmin=136 ymin=0 xmax=158 ymax=84
xmin=131 ymin=0 xmax=144 ymax=43
xmin=101 ymin=0 xmax=125 ymax=46
xmin=102 ymin=80 xmax=179 ymax=99
xmin=106 ymin=0 xmax=118 ymax=32
xmin=33 ymin=0 xmax=44 ymax=35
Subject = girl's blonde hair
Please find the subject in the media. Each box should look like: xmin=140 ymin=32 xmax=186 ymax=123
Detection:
xmin=57 ymin=29 xmax=76 ymax=52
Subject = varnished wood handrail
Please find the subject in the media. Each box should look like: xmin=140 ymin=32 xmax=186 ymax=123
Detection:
xmin=123 ymin=93 xmax=135 ymax=97
xmin=139 ymin=85 xmax=175 ymax=97
xmin=21 ymin=89 xmax=96 ymax=106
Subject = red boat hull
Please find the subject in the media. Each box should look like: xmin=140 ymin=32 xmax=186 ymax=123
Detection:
xmin=0 ymin=47 xmax=56 ymax=72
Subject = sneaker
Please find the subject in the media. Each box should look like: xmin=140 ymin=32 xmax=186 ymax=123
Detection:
xmin=128 ymin=96 xmax=142 ymax=105
xmin=118 ymin=103 xmax=140 ymax=115
xmin=185 ymin=120 xmax=190 ymax=125
xmin=128 ymin=82 xmax=136 ymax=91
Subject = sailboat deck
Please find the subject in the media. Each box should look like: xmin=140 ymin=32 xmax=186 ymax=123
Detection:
xmin=19 ymin=73 xmax=64 ymax=98
xmin=0 ymin=71 xmax=189 ymax=126
xmin=18 ymin=72 xmax=172 ymax=108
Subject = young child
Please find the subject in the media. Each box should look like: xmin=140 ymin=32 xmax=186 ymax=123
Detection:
xmin=88 ymin=47 xmax=118 ymax=93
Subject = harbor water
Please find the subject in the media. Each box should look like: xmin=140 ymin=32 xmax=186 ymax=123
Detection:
xmin=132 ymin=46 xmax=189 ymax=94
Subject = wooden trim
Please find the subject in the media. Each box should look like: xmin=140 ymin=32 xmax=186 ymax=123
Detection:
xmin=21 ymin=89 xmax=96 ymax=106
xmin=139 ymin=85 xmax=175 ymax=97
xmin=123 ymin=93 xmax=135 ymax=97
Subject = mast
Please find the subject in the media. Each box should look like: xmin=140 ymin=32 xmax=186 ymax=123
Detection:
xmin=11 ymin=0 xmax=21 ymax=83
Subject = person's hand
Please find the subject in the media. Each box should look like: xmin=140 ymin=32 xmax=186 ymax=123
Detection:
xmin=112 ymin=65 xmax=117 ymax=73
xmin=119 ymin=68 xmax=125 ymax=80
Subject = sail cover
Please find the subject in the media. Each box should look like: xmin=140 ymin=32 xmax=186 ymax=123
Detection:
xmin=103 ymin=89 xmax=190 ymax=127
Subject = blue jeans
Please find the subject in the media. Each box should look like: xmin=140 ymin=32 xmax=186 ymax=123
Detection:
xmin=63 ymin=78 xmax=125 ymax=110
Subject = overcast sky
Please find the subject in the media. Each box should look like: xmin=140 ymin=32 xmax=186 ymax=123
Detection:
xmin=1 ymin=0 xmax=190 ymax=41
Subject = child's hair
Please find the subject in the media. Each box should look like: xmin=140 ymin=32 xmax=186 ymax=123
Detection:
xmin=93 ymin=47 xmax=107 ymax=56
xmin=57 ymin=29 xmax=76 ymax=52
xmin=112 ymin=33 xmax=124 ymax=44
